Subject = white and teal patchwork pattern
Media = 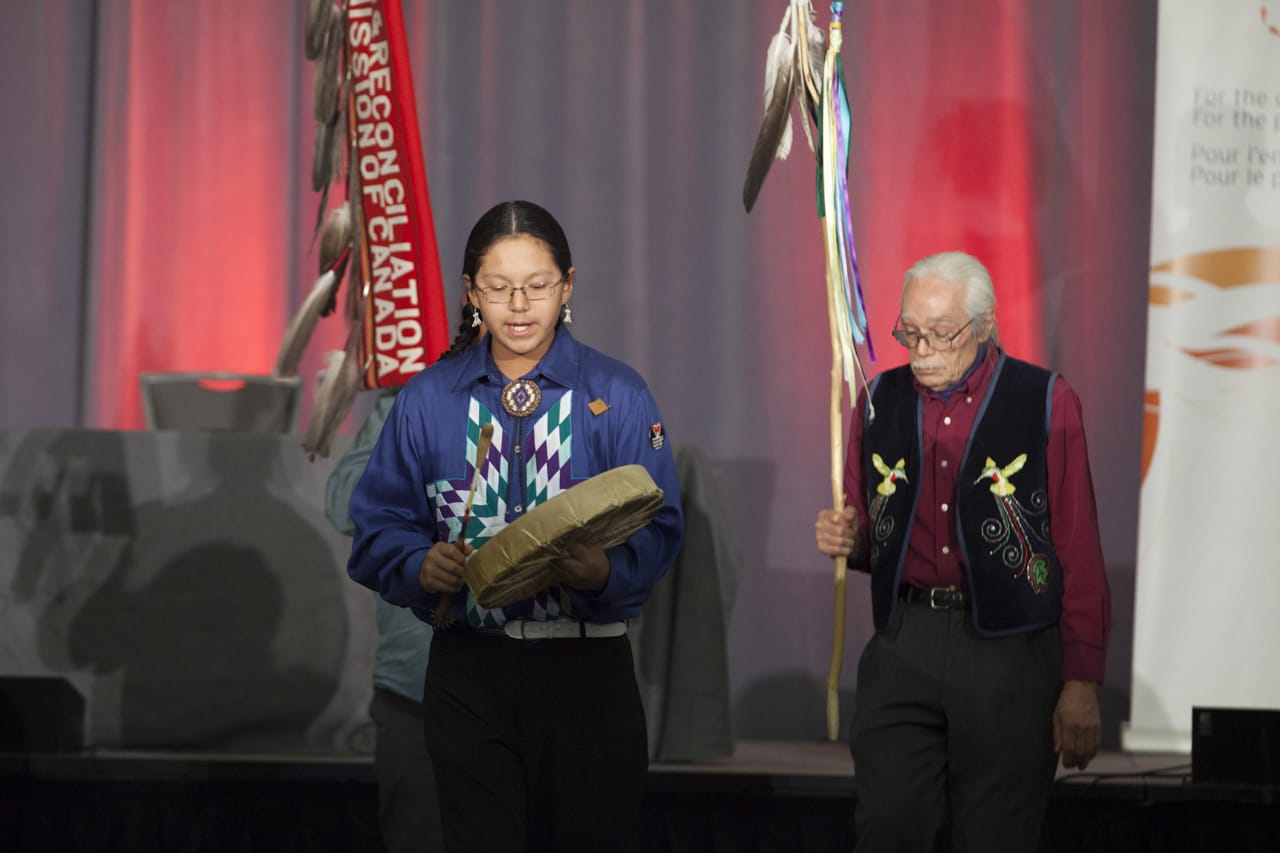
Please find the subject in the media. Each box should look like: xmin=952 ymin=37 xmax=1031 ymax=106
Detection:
xmin=522 ymin=391 xmax=576 ymax=620
xmin=530 ymin=588 xmax=574 ymax=620
xmin=430 ymin=392 xmax=583 ymax=627
xmin=526 ymin=390 xmax=574 ymax=507
xmin=425 ymin=399 xmax=510 ymax=547
xmin=465 ymin=592 xmax=507 ymax=627
xmin=422 ymin=398 xmax=512 ymax=627
xmin=463 ymin=398 xmax=509 ymax=547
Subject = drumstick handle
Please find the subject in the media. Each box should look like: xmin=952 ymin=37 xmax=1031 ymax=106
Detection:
xmin=432 ymin=423 xmax=494 ymax=626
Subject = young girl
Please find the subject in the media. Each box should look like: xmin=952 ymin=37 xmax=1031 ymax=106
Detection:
xmin=347 ymin=200 xmax=684 ymax=852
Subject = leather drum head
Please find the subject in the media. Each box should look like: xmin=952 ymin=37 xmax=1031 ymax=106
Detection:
xmin=463 ymin=464 xmax=664 ymax=608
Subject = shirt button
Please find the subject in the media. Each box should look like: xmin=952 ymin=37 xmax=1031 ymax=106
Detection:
xmin=941 ymin=546 xmax=950 ymax=555
xmin=966 ymin=396 xmax=973 ymax=404
xmin=513 ymin=444 xmax=522 ymax=454
xmin=943 ymin=416 xmax=952 ymax=425
xmin=940 ymin=459 xmax=949 ymax=468
xmin=514 ymin=505 xmax=523 ymax=513
xmin=941 ymin=503 xmax=949 ymax=512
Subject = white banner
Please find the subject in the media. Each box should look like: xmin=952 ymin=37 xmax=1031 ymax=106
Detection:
xmin=1127 ymin=0 xmax=1280 ymax=753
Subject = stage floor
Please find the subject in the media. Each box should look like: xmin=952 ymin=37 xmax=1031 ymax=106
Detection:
xmin=0 ymin=738 xmax=1213 ymax=796
xmin=4 ymin=740 xmax=1276 ymax=853
xmin=649 ymin=740 xmax=1202 ymax=798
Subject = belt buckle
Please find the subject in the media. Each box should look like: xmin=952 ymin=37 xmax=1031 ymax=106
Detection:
xmin=505 ymin=620 xmax=540 ymax=640
xmin=504 ymin=620 xmax=568 ymax=640
xmin=928 ymin=587 xmax=951 ymax=610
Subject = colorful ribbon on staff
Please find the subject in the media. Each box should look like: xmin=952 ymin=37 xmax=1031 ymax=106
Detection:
xmin=742 ymin=1 xmax=875 ymax=741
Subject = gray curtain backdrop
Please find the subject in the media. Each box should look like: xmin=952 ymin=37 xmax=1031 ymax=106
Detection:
xmin=1 ymin=1 xmax=1156 ymax=745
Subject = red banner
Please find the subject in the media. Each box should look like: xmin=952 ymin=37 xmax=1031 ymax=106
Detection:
xmin=347 ymin=0 xmax=449 ymax=389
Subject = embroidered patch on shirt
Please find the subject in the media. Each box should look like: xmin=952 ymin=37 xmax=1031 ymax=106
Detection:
xmin=588 ymin=398 xmax=610 ymax=415
xmin=649 ymin=423 xmax=666 ymax=450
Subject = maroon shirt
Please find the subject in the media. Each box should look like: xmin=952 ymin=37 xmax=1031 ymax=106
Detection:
xmin=843 ymin=346 xmax=1111 ymax=682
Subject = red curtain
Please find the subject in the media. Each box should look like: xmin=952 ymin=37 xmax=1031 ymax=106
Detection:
xmin=850 ymin=1 xmax=1046 ymax=370
xmin=89 ymin=2 xmax=319 ymax=429
xmin=84 ymin=1 xmax=1097 ymax=427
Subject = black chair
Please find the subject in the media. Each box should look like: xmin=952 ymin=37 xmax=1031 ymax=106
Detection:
xmin=139 ymin=372 xmax=301 ymax=433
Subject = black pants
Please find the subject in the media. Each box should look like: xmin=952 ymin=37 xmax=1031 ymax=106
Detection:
xmin=849 ymin=603 xmax=1062 ymax=853
xmin=422 ymin=629 xmax=648 ymax=853
xmin=370 ymin=688 xmax=444 ymax=853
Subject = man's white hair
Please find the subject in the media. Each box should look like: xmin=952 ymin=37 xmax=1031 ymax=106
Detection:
xmin=902 ymin=251 xmax=1000 ymax=346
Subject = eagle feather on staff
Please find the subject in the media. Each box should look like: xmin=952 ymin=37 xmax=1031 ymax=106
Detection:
xmin=742 ymin=0 xmax=874 ymax=742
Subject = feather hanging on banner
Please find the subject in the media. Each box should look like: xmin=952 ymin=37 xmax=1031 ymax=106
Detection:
xmin=316 ymin=202 xmax=353 ymax=315
xmin=276 ymin=0 xmax=451 ymax=458
xmin=312 ymin=9 xmax=343 ymax=126
xmin=276 ymin=205 xmax=351 ymax=379
xmin=305 ymin=0 xmax=331 ymax=61
xmin=302 ymin=344 xmax=363 ymax=463
xmin=275 ymin=269 xmax=337 ymax=379
xmin=742 ymin=0 xmax=874 ymax=742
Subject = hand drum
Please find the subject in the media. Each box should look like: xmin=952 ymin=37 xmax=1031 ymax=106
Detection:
xmin=463 ymin=464 xmax=664 ymax=608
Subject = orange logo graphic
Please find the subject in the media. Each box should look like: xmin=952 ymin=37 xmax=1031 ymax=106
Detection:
xmin=1143 ymin=246 xmax=1280 ymax=483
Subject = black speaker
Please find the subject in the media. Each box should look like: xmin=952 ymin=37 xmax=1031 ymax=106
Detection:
xmin=0 ymin=676 xmax=85 ymax=753
xmin=1191 ymin=706 xmax=1280 ymax=785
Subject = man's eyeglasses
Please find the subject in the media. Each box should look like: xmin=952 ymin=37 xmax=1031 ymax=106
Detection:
xmin=472 ymin=275 xmax=566 ymax=304
xmin=891 ymin=317 xmax=975 ymax=351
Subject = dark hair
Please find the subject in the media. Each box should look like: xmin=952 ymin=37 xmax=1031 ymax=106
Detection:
xmin=462 ymin=200 xmax=572 ymax=280
xmin=438 ymin=302 xmax=482 ymax=361
xmin=439 ymin=201 xmax=573 ymax=360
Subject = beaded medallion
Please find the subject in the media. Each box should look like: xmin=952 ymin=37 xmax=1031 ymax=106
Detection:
xmin=500 ymin=378 xmax=541 ymax=417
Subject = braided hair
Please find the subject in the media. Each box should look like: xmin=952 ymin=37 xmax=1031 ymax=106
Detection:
xmin=437 ymin=200 xmax=573 ymax=362
xmin=438 ymin=302 xmax=481 ymax=361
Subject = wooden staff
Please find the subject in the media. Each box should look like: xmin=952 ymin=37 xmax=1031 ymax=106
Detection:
xmin=431 ymin=422 xmax=494 ymax=627
xmin=820 ymin=7 xmax=856 ymax=744
xmin=739 ymin=0 xmax=869 ymax=742
xmin=824 ymin=232 xmax=848 ymax=744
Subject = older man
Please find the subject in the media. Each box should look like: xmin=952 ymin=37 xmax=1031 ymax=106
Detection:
xmin=815 ymin=251 xmax=1110 ymax=852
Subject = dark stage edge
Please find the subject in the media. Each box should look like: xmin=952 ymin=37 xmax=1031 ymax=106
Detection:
xmin=3 ymin=741 xmax=1278 ymax=852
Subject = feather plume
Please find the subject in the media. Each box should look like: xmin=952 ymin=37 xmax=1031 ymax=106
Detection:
xmin=328 ymin=110 xmax=345 ymax=182
xmin=318 ymin=203 xmax=353 ymax=275
xmin=312 ymin=112 xmax=348 ymax=236
xmin=793 ymin=0 xmax=825 ymax=151
xmin=742 ymin=13 xmax=799 ymax=212
xmin=313 ymin=180 xmax=332 ymax=239
xmin=305 ymin=0 xmax=332 ymax=61
xmin=343 ymin=138 xmax=367 ymax=322
xmin=804 ymin=19 xmax=825 ymax=119
xmin=316 ymin=203 xmax=353 ymax=316
xmin=312 ymin=10 xmax=343 ymax=124
xmin=319 ymin=250 xmax=351 ymax=318
xmin=275 ymin=269 xmax=338 ymax=379
xmin=344 ymin=253 xmax=363 ymax=322
xmin=762 ymin=22 xmax=795 ymax=161
xmin=311 ymin=117 xmax=334 ymax=192
xmin=311 ymin=115 xmax=344 ymax=235
xmin=302 ymin=344 xmax=362 ymax=460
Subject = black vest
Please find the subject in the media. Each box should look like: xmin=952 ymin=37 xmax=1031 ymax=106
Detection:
xmin=862 ymin=354 xmax=1063 ymax=636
